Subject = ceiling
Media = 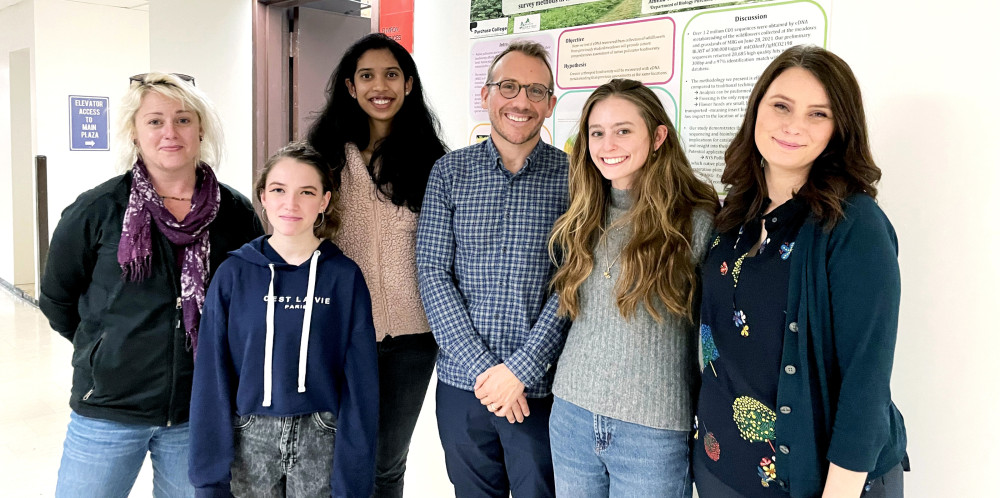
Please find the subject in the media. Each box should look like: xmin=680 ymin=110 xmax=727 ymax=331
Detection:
xmin=0 ymin=0 xmax=148 ymax=11
xmin=0 ymin=0 xmax=372 ymax=14
xmin=0 ymin=0 xmax=378 ymax=18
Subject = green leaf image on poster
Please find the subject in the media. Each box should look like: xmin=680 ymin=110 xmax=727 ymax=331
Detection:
xmin=470 ymin=0 xmax=642 ymax=33
xmin=470 ymin=0 xmax=770 ymax=34
xmin=471 ymin=0 xmax=503 ymax=21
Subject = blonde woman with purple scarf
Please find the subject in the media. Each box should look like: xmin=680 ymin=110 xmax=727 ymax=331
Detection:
xmin=40 ymin=72 xmax=262 ymax=497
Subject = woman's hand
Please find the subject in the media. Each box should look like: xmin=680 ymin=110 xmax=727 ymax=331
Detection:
xmin=821 ymin=462 xmax=868 ymax=497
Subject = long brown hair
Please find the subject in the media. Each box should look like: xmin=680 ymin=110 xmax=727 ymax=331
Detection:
xmin=255 ymin=142 xmax=342 ymax=240
xmin=549 ymin=79 xmax=719 ymax=322
xmin=717 ymin=45 xmax=880 ymax=233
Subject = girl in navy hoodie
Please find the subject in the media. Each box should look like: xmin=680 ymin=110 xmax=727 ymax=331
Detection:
xmin=189 ymin=142 xmax=379 ymax=497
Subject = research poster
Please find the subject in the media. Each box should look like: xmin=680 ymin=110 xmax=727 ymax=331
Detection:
xmin=468 ymin=0 xmax=831 ymax=192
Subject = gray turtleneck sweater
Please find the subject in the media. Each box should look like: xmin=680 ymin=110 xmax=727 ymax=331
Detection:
xmin=552 ymin=188 xmax=713 ymax=430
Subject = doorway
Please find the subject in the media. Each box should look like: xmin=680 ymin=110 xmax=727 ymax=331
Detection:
xmin=9 ymin=47 xmax=37 ymax=299
xmin=253 ymin=0 xmax=374 ymax=189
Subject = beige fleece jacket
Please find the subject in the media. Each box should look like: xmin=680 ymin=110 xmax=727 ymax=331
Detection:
xmin=333 ymin=143 xmax=430 ymax=341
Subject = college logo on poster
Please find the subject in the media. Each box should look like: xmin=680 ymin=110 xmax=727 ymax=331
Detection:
xmin=514 ymin=14 xmax=541 ymax=33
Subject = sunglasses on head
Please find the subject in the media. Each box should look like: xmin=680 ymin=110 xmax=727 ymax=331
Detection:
xmin=129 ymin=73 xmax=196 ymax=86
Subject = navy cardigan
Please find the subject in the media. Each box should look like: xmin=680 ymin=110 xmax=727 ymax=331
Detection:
xmin=773 ymin=194 xmax=907 ymax=497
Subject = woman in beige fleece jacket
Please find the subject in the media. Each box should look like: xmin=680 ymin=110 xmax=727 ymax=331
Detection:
xmin=306 ymin=33 xmax=448 ymax=498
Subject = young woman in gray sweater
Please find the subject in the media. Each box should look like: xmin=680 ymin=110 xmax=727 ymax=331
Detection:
xmin=547 ymin=79 xmax=719 ymax=497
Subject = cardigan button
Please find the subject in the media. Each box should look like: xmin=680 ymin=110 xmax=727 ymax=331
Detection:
xmin=779 ymin=405 xmax=791 ymax=414
xmin=789 ymin=321 xmax=798 ymax=333
xmin=779 ymin=444 xmax=790 ymax=454
xmin=784 ymin=365 xmax=797 ymax=375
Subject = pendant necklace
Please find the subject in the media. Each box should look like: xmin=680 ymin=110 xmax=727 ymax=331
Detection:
xmin=601 ymin=223 xmax=624 ymax=279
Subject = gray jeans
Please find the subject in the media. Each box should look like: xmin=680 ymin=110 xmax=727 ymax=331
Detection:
xmin=231 ymin=412 xmax=337 ymax=498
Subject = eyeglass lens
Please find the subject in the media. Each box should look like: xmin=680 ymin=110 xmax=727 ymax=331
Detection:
xmin=497 ymin=80 xmax=549 ymax=102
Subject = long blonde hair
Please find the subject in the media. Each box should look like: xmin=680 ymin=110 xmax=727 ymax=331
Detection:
xmin=548 ymin=79 xmax=718 ymax=322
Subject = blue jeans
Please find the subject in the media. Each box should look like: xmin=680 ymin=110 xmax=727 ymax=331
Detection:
xmin=56 ymin=411 xmax=194 ymax=498
xmin=549 ymin=397 xmax=692 ymax=498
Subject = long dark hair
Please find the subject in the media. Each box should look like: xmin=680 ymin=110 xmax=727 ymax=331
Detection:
xmin=717 ymin=45 xmax=880 ymax=232
xmin=306 ymin=33 xmax=447 ymax=213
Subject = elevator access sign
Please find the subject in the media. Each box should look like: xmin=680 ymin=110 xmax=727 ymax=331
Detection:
xmin=69 ymin=95 xmax=109 ymax=151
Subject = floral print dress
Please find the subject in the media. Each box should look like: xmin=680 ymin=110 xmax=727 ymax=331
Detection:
xmin=694 ymin=197 xmax=808 ymax=496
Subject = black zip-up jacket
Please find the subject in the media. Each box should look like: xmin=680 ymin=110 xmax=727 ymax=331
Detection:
xmin=39 ymin=171 xmax=263 ymax=426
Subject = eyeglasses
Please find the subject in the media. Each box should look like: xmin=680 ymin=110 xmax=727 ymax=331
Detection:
xmin=129 ymin=73 xmax=196 ymax=87
xmin=484 ymin=79 xmax=553 ymax=102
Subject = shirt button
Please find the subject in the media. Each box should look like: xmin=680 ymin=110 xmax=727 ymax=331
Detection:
xmin=789 ymin=321 xmax=798 ymax=333
xmin=784 ymin=365 xmax=796 ymax=375
xmin=779 ymin=444 xmax=790 ymax=454
xmin=771 ymin=217 xmax=778 ymax=223
xmin=502 ymin=247 xmax=507 ymax=253
xmin=779 ymin=405 xmax=791 ymax=414
xmin=494 ymin=313 xmax=500 ymax=320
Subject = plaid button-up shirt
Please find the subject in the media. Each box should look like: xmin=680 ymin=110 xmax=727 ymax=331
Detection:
xmin=416 ymin=138 xmax=571 ymax=397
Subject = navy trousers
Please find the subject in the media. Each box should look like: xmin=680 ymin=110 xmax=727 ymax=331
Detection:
xmin=435 ymin=381 xmax=555 ymax=498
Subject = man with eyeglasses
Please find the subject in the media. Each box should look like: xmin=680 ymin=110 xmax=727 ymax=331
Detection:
xmin=416 ymin=40 xmax=569 ymax=497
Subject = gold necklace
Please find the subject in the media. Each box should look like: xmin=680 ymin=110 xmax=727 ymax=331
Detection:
xmin=601 ymin=224 xmax=624 ymax=279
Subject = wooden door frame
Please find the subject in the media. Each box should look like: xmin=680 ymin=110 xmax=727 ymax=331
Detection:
xmin=252 ymin=1 xmax=379 ymax=209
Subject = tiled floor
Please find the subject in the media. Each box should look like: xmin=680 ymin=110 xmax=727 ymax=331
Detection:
xmin=0 ymin=288 xmax=451 ymax=497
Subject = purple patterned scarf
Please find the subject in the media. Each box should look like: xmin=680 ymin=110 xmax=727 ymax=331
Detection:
xmin=118 ymin=158 xmax=220 ymax=354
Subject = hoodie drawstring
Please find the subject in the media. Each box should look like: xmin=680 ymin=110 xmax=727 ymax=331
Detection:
xmin=263 ymin=264 xmax=276 ymax=407
xmin=298 ymin=250 xmax=321 ymax=393
xmin=262 ymin=251 xmax=322 ymax=407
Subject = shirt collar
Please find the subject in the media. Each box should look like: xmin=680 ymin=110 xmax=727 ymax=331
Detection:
xmin=485 ymin=136 xmax=547 ymax=174
xmin=760 ymin=196 xmax=809 ymax=229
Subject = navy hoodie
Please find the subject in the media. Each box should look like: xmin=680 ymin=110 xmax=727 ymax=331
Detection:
xmin=189 ymin=236 xmax=378 ymax=497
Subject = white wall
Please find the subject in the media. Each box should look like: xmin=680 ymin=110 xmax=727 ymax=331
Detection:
xmin=149 ymin=0 xmax=254 ymax=196
xmin=412 ymin=1 xmax=999 ymax=495
xmin=0 ymin=0 xmax=34 ymax=285
xmin=413 ymin=1 xmax=470 ymax=150
xmin=33 ymin=0 xmax=149 ymax=230
xmin=828 ymin=2 xmax=1000 ymax=495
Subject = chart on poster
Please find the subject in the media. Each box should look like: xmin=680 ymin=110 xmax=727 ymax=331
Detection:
xmin=467 ymin=0 xmax=831 ymax=192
